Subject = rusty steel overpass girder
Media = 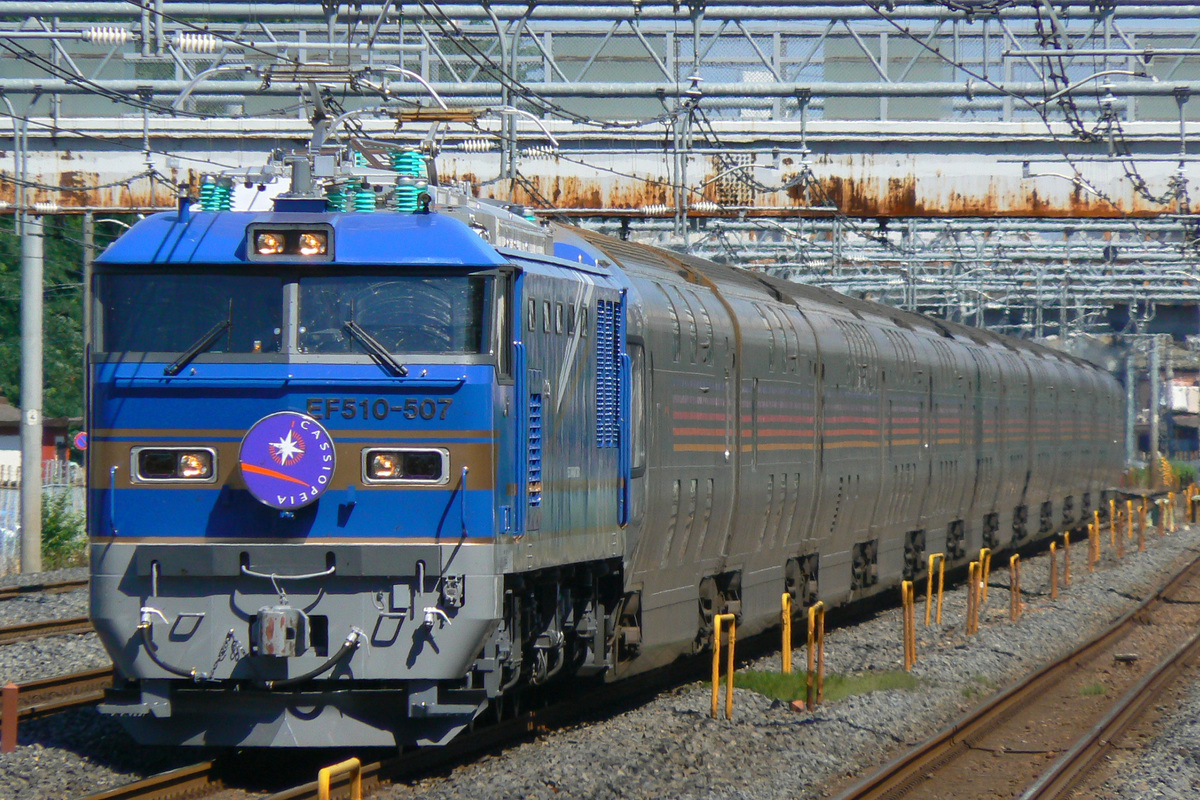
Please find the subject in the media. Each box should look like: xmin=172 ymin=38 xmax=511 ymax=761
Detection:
xmin=1 ymin=1 xmax=1200 ymax=334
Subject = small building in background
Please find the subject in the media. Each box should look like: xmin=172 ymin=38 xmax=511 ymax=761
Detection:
xmin=0 ymin=397 xmax=80 ymax=481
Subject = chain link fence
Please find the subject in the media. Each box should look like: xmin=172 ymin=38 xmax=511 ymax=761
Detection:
xmin=0 ymin=461 xmax=86 ymax=578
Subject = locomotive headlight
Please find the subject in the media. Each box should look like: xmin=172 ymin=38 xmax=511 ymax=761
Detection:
xmin=255 ymin=232 xmax=285 ymax=255
xmin=298 ymin=231 xmax=328 ymax=256
xmin=178 ymin=452 xmax=213 ymax=479
xmin=363 ymin=448 xmax=449 ymax=484
xmin=132 ymin=447 xmax=216 ymax=482
xmin=369 ymin=452 xmax=400 ymax=479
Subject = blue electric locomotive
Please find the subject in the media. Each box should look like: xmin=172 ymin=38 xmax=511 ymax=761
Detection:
xmin=88 ymin=145 xmax=1123 ymax=748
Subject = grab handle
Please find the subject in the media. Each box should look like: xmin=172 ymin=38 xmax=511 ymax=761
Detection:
xmin=108 ymin=466 xmax=119 ymax=535
xmin=239 ymin=565 xmax=336 ymax=581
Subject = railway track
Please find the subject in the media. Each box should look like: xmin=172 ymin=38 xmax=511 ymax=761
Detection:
xmin=0 ymin=615 xmax=94 ymax=645
xmin=76 ymin=641 xmax=708 ymax=800
xmin=74 ymin=762 xmax=222 ymax=800
xmin=0 ymin=577 xmax=88 ymax=601
xmin=9 ymin=666 xmax=113 ymax=721
xmin=834 ymin=551 xmax=1200 ymax=800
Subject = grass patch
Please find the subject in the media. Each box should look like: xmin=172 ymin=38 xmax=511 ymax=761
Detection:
xmin=41 ymin=491 xmax=85 ymax=569
xmin=961 ymin=673 xmax=997 ymax=701
xmin=732 ymin=669 xmax=919 ymax=704
xmin=1080 ymin=682 xmax=1107 ymax=697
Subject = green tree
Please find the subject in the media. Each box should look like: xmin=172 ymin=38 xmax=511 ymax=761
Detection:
xmin=0 ymin=214 xmax=96 ymax=421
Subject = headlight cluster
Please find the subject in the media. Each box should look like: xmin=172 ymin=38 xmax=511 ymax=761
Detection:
xmin=133 ymin=448 xmax=216 ymax=482
xmin=362 ymin=449 xmax=448 ymax=484
xmin=247 ymin=225 xmax=333 ymax=261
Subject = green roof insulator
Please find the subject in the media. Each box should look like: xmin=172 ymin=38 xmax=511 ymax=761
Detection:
xmin=325 ymin=186 xmax=348 ymax=212
xmin=198 ymin=176 xmax=217 ymax=211
xmin=353 ymin=151 xmax=368 ymax=167
xmin=524 ymin=211 xmax=538 ymax=223
xmin=392 ymin=176 xmax=428 ymax=213
xmin=354 ymin=187 xmax=377 ymax=212
xmin=393 ymin=185 xmax=419 ymax=214
xmin=389 ymin=149 xmax=425 ymax=179
xmin=214 ymin=178 xmax=234 ymax=211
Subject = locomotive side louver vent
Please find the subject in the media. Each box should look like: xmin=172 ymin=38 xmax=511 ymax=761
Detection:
xmin=595 ymin=299 xmax=621 ymax=448
xmin=529 ymin=391 xmax=543 ymax=507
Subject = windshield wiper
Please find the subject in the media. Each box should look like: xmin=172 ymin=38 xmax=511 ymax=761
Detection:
xmin=343 ymin=320 xmax=409 ymax=377
xmin=164 ymin=302 xmax=233 ymax=376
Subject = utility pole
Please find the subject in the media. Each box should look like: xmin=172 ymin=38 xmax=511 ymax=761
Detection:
xmin=20 ymin=213 xmax=43 ymax=573
xmin=1124 ymin=350 xmax=1135 ymax=465
xmin=1149 ymin=336 xmax=1161 ymax=488
xmin=82 ymin=212 xmax=94 ymax=348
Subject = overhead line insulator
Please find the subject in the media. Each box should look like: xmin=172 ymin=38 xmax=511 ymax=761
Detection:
xmin=172 ymin=32 xmax=220 ymax=54
xmin=82 ymin=27 xmax=131 ymax=46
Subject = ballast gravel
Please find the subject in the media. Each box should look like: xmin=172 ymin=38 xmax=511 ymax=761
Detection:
xmin=4 ymin=532 xmax=1200 ymax=799
xmin=382 ymin=524 xmax=1200 ymax=800
xmin=1092 ymin=664 xmax=1200 ymax=798
xmin=0 ymin=566 xmax=101 ymax=686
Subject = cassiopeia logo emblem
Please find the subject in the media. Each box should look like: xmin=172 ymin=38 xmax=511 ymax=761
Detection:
xmin=239 ymin=411 xmax=335 ymax=509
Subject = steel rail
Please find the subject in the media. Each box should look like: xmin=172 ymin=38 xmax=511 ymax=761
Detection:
xmin=0 ymin=577 xmax=87 ymax=601
xmin=0 ymin=615 xmax=94 ymax=645
xmin=12 ymin=666 xmax=113 ymax=721
xmin=833 ymin=552 xmax=1200 ymax=800
xmin=75 ymin=762 xmax=221 ymax=800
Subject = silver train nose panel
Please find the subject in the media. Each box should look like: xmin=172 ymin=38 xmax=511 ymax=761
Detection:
xmin=90 ymin=541 xmax=503 ymax=747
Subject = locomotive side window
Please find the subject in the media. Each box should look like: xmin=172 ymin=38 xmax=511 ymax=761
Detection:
xmin=495 ymin=274 xmax=511 ymax=378
xmin=95 ymin=272 xmax=282 ymax=355
xmin=543 ymin=300 xmax=552 ymax=333
xmin=630 ymin=343 xmax=646 ymax=474
xmin=555 ymin=302 xmax=564 ymax=334
xmin=527 ymin=298 xmax=537 ymax=332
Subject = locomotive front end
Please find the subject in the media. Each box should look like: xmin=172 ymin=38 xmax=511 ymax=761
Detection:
xmin=89 ymin=209 xmax=517 ymax=747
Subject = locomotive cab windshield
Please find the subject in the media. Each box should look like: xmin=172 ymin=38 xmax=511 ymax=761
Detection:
xmin=93 ymin=266 xmax=508 ymax=368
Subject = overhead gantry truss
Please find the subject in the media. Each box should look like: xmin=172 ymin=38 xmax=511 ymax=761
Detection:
xmin=1 ymin=1 xmax=1199 ymax=336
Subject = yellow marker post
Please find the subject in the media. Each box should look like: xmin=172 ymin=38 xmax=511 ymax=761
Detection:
xmin=1009 ymin=554 xmax=1021 ymax=622
xmin=1088 ymin=517 xmax=1098 ymax=571
xmin=1169 ymin=492 xmax=1177 ymax=533
xmin=901 ymin=580 xmax=916 ymax=671
xmin=1110 ymin=498 xmax=1117 ymax=547
xmin=925 ymin=552 xmax=945 ymax=626
xmin=978 ymin=548 xmax=992 ymax=605
xmin=781 ymin=593 xmax=792 ymax=675
xmin=1126 ymin=499 xmax=1135 ymax=541
xmin=1158 ymin=499 xmax=1167 ymax=536
xmin=966 ymin=561 xmax=980 ymax=635
xmin=318 ymin=758 xmax=362 ymax=800
xmin=1050 ymin=542 xmax=1058 ymax=600
xmin=1116 ymin=513 xmax=1125 ymax=559
xmin=1139 ymin=502 xmax=1147 ymax=544
xmin=806 ymin=602 xmax=826 ymax=709
xmin=1064 ymin=530 xmax=1071 ymax=586
xmin=711 ymin=613 xmax=737 ymax=720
